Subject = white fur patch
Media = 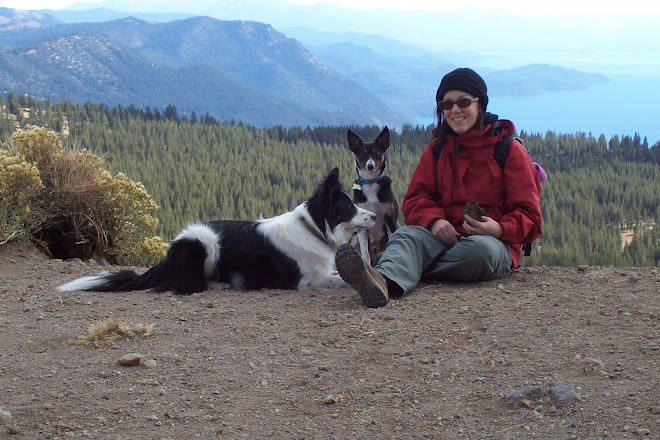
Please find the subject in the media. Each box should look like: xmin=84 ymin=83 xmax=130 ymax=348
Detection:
xmin=176 ymin=223 xmax=221 ymax=277
xmin=56 ymin=272 xmax=111 ymax=292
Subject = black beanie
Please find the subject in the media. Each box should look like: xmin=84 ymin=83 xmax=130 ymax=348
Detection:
xmin=436 ymin=68 xmax=488 ymax=111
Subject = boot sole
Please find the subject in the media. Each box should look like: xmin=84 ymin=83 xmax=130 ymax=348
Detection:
xmin=335 ymin=243 xmax=388 ymax=308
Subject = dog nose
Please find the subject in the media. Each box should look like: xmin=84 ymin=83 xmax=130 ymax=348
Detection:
xmin=367 ymin=163 xmax=375 ymax=170
xmin=370 ymin=213 xmax=377 ymax=220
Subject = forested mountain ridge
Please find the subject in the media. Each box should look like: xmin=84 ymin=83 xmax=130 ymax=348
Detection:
xmin=0 ymin=13 xmax=403 ymax=127
xmin=0 ymin=34 xmax=350 ymax=127
xmin=2 ymin=95 xmax=659 ymax=267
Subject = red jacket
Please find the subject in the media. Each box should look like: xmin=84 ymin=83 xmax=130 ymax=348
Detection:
xmin=401 ymin=119 xmax=543 ymax=269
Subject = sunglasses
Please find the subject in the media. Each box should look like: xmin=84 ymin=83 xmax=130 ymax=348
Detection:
xmin=437 ymin=97 xmax=479 ymax=111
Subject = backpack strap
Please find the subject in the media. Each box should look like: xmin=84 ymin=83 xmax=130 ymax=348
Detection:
xmin=494 ymin=134 xmax=515 ymax=170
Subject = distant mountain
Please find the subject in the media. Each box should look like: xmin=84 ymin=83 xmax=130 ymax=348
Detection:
xmin=280 ymin=26 xmax=610 ymax=120
xmin=0 ymin=7 xmax=612 ymax=127
xmin=0 ymin=7 xmax=59 ymax=33
xmin=0 ymin=11 xmax=404 ymax=127
xmin=38 ymin=7 xmax=194 ymax=24
xmin=484 ymin=64 xmax=610 ymax=96
xmin=0 ymin=33 xmax=344 ymax=126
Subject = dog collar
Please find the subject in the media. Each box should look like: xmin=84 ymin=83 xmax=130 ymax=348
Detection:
xmin=299 ymin=215 xmax=336 ymax=250
xmin=357 ymin=172 xmax=385 ymax=185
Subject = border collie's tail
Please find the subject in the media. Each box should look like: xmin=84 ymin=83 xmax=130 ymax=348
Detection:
xmin=56 ymin=270 xmax=149 ymax=292
xmin=56 ymin=223 xmax=221 ymax=295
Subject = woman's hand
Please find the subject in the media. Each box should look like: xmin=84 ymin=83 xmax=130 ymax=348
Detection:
xmin=431 ymin=219 xmax=461 ymax=245
xmin=463 ymin=215 xmax=503 ymax=239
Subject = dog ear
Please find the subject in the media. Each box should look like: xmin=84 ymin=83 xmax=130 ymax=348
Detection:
xmin=323 ymin=167 xmax=341 ymax=200
xmin=326 ymin=167 xmax=340 ymax=188
xmin=376 ymin=126 xmax=390 ymax=151
xmin=347 ymin=129 xmax=362 ymax=153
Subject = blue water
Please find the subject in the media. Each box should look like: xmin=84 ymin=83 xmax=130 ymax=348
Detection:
xmin=417 ymin=74 xmax=660 ymax=145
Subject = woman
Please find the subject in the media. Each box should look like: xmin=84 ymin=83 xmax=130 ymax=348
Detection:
xmin=336 ymin=67 xmax=543 ymax=308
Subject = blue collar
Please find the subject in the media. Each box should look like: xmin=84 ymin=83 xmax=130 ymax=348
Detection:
xmin=356 ymin=163 xmax=386 ymax=185
xmin=358 ymin=173 xmax=385 ymax=185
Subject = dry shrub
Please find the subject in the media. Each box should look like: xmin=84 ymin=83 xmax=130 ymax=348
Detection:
xmin=67 ymin=314 xmax=155 ymax=348
xmin=2 ymin=125 xmax=168 ymax=265
xmin=0 ymin=149 xmax=43 ymax=244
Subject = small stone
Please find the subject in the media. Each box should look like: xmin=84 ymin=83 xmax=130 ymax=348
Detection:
xmin=549 ymin=384 xmax=581 ymax=408
xmin=118 ymin=353 xmax=143 ymax=366
xmin=141 ymin=359 xmax=157 ymax=368
xmin=650 ymin=406 xmax=660 ymax=414
xmin=0 ymin=409 xmax=12 ymax=424
xmin=577 ymin=265 xmax=589 ymax=272
xmin=505 ymin=385 xmax=544 ymax=407
xmin=634 ymin=428 xmax=650 ymax=435
xmin=463 ymin=201 xmax=485 ymax=220
xmin=7 ymin=424 xmax=21 ymax=434
xmin=576 ymin=356 xmax=604 ymax=372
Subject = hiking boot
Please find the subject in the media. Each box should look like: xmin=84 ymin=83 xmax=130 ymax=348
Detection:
xmin=335 ymin=243 xmax=389 ymax=308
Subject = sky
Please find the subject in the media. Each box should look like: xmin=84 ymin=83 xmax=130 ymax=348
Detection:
xmin=3 ymin=0 xmax=660 ymax=16
xmin=290 ymin=0 xmax=660 ymax=15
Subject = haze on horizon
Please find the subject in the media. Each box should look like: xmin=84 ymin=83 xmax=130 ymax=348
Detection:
xmin=4 ymin=0 xmax=660 ymax=15
xmin=4 ymin=0 xmax=658 ymax=73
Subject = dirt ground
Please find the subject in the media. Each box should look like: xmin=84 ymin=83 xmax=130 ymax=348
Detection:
xmin=0 ymin=238 xmax=658 ymax=440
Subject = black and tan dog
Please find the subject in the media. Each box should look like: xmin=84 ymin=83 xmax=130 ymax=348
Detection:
xmin=347 ymin=126 xmax=398 ymax=266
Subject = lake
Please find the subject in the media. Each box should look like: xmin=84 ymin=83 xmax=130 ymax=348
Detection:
xmin=417 ymin=74 xmax=660 ymax=146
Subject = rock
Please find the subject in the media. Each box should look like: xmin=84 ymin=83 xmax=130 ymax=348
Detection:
xmin=634 ymin=428 xmax=651 ymax=435
xmin=7 ymin=424 xmax=21 ymax=434
xmin=505 ymin=385 xmax=543 ymax=407
xmin=118 ymin=353 xmax=143 ymax=366
xmin=576 ymin=356 xmax=605 ymax=372
xmin=549 ymin=385 xmax=581 ymax=408
xmin=463 ymin=201 xmax=485 ymax=221
xmin=0 ymin=409 xmax=12 ymax=424
xmin=141 ymin=359 xmax=158 ymax=368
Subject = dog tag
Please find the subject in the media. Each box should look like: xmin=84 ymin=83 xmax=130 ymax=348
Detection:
xmin=352 ymin=183 xmax=362 ymax=190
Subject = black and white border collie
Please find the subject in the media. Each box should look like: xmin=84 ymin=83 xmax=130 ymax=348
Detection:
xmin=57 ymin=168 xmax=376 ymax=294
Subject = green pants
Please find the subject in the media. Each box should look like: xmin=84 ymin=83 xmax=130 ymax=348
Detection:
xmin=376 ymin=226 xmax=513 ymax=295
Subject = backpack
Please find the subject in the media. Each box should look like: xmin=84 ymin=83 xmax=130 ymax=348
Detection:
xmin=431 ymin=128 xmax=545 ymax=256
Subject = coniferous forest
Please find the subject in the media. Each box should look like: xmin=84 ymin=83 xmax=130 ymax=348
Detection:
xmin=2 ymin=93 xmax=660 ymax=267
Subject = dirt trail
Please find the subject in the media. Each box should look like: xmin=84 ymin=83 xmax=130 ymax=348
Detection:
xmin=0 ymin=239 xmax=658 ymax=439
